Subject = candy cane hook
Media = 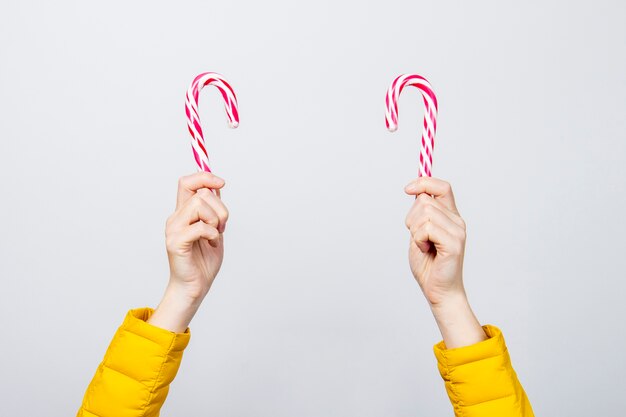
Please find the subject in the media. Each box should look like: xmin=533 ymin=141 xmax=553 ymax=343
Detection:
xmin=185 ymin=72 xmax=239 ymax=172
xmin=385 ymin=74 xmax=438 ymax=177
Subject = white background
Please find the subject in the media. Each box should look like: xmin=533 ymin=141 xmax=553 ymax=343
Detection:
xmin=1 ymin=1 xmax=625 ymax=416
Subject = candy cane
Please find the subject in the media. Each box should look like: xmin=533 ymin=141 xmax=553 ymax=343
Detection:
xmin=385 ymin=74 xmax=438 ymax=177
xmin=185 ymin=72 xmax=239 ymax=172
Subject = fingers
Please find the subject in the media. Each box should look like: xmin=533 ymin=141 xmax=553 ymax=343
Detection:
xmin=168 ymin=221 xmax=222 ymax=250
xmin=409 ymin=217 xmax=464 ymax=256
xmin=404 ymin=177 xmax=459 ymax=214
xmin=169 ymin=193 xmax=225 ymax=232
xmin=406 ymin=199 xmax=465 ymax=236
xmin=196 ymin=188 xmax=229 ymax=233
xmin=406 ymin=193 xmax=466 ymax=230
xmin=410 ymin=221 xmax=448 ymax=254
xmin=405 ymin=191 xmax=466 ymax=256
xmin=166 ymin=172 xmax=229 ymax=252
xmin=166 ymin=195 xmax=222 ymax=249
xmin=176 ymin=172 xmax=225 ymax=210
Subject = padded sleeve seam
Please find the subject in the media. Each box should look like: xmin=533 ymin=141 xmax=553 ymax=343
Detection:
xmin=439 ymin=350 xmax=466 ymax=417
xmin=138 ymin=332 xmax=177 ymax=417
xmin=123 ymin=327 xmax=174 ymax=350
xmin=102 ymin=363 xmax=151 ymax=388
xmin=81 ymin=407 xmax=104 ymax=417
xmin=463 ymin=392 xmax=516 ymax=408
xmin=446 ymin=348 xmax=509 ymax=370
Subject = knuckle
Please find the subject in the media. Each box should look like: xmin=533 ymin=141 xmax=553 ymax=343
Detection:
xmin=197 ymin=187 xmax=211 ymax=197
xmin=204 ymin=224 xmax=218 ymax=238
xmin=407 ymin=209 xmax=425 ymax=228
xmin=417 ymin=194 xmax=431 ymax=204
xmin=165 ymin=235 xmax=176 ymax=251
xmin=191 ymin=193 xmax=204 ymax=207
xmin=196 ymin=221 xmax=207 ymax=231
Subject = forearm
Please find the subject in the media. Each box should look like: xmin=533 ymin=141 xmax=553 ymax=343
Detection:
xmin=430 ymin=291 xmax=486 ymax=349
xmin=430 ymin=292 xmax=534 ymax=416
xmin=147 ymin=282 xmax=205 ymax=333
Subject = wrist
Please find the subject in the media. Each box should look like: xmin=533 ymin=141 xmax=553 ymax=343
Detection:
xmin=164 ymin=281 xmax=207 ymax=310
xmin=147 ymin=282 xmax=205 ymax=333
xmin=429 ymin=291 xmax=487 ymax=349
xmin=429 ymin=290 xmax=470 ymax=319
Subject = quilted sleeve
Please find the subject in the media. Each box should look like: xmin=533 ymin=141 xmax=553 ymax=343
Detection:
xmin=433 ymin=325 xmax=534 ymax=417
xmin=76 ymin=308 xmax=191 ymax=417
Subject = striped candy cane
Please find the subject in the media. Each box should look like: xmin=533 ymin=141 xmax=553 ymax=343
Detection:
xmin=185 ymin=72 xmax=239 ymax=172
xmin=385 ymin=74 xmax=438 ymax=177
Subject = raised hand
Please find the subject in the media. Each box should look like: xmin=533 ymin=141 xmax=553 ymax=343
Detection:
xmin=404 ymin=177 xmax=486 ymax=348
xmin=148 ymin=172 xmax=228 ymax=332
xmin=404 ymin=177 xmax=466 ymax=306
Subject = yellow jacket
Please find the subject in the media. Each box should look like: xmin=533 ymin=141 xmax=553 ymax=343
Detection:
xmin=77 ymin=308 xmax=533 ymax=417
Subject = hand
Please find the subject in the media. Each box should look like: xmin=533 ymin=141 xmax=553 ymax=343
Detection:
xmin=404 ymin=177 xmax=466 ymax=306
xmin=165 ymin=172 xmax=229 ymax=300
xmin=148 ymin=172 xmax=229 ymax=332
xmin=404 ymin=177 xmax=486 ymax=348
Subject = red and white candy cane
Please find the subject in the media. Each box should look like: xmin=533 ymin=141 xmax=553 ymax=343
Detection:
xmin=185 ymin=72 xmax=239 ymax=172
xmin=385 ymin=74 xmax=438 ymax=177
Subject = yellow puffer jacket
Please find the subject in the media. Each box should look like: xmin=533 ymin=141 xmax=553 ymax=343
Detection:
xmin=77 ymin=308 xmax=534 ymax=417
xmin=433 ymin=325 xmax=534 ymax=416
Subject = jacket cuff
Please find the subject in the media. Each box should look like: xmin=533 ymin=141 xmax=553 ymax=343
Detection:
xmin=433 ymin=324 xmax=505 ymax=369
xmin=123 ymin=307 xmax=191 ymax=352
xmin=431 ymin=325 xmax=535 ymax=415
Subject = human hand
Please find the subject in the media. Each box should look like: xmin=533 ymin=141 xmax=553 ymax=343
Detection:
xmin=404 ymin=177 xmax=485 ymax=348
xmin=148 ymin=172 xmax=228 ymax=332
xmin=404 ymin=177 xmax=466 ymax=306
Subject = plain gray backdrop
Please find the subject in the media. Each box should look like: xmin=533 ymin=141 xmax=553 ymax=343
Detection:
xmin=1 ymin=0 xmax=625 ymax=416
